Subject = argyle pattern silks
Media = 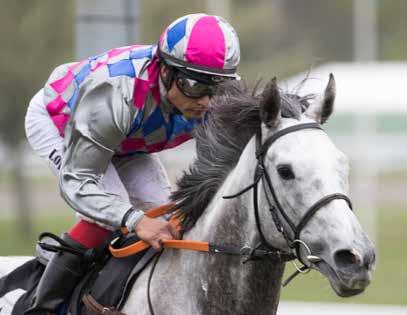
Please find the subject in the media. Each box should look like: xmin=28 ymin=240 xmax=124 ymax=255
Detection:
xmin=44 ymin=44 xmax=198 ymax=155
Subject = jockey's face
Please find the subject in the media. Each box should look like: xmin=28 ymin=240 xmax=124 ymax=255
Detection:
xmin=161 ymin=66 xmax=210 ymax=119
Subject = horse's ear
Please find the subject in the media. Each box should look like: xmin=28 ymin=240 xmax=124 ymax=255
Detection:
xmin=305 ymin=73 xmax=336 ymax=124
xmin=260 ymin=77 xmax=281 ymax=128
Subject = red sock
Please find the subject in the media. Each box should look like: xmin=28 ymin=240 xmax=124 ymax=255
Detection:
xmin=68 ymin=220 xmax=113 ymax=248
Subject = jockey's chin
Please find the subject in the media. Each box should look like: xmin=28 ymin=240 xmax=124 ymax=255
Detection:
xmin=180 ymin=108 xmax=208 ymax=119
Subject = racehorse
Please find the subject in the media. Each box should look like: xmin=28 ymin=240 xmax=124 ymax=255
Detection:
xmin=1 ymin=76 xmax=375 ymax=315
xmin=121 ymin=76 xmax=376 ymax=314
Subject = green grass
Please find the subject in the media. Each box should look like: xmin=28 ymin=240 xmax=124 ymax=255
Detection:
xmin=0 ymin=214 xmax=75 ymax=256
xmin=0 ymin=208 xmax=406 ymax=305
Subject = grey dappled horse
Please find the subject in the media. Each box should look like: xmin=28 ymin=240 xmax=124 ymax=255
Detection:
xmin=122 ymin=77 xmax=376 ymax=314
xmin=0 ymin=76 xmax=376 ymax=315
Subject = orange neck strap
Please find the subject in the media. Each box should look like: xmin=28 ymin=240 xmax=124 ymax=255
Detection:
xmin=110 ymin=204 xmax=210 ymax=258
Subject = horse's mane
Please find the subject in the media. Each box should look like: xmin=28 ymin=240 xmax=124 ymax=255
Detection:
xmin=171 ymin=80 xmax=313 ymax=231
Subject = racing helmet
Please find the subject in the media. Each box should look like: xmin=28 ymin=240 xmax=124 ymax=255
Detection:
xmin=158 ymin=13 xmax=240 ymax=81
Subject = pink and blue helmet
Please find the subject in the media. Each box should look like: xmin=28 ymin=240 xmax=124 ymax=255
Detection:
xmin=158 ymin=13 xmax=240 ymax=79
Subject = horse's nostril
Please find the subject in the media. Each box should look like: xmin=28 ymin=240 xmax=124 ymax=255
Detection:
xmin=334 ymin=249 xmax=362 ymax=269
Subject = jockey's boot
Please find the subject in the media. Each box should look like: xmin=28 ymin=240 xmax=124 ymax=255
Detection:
xmin=24 ymin=233 xmax=90 ymax=315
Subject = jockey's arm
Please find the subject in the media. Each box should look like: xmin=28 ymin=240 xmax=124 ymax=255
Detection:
xmin=59 ymin=80 xmax=178 ymax=250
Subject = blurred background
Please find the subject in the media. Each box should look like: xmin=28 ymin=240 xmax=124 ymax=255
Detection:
xmin=0 ymin=0 xmax=406 ymax=313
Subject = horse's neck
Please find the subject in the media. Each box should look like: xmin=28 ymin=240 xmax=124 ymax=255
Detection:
xmin=124 ymin=138 xmax=285 ymax=315
xmin=183 ymin=137 xmax=285 ymax=314
xmin=187 ymin=137 xmax=258 ymax=244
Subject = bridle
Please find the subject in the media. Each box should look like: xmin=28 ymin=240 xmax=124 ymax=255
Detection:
xmin=104 ymin=122 xmax=354 ymax=315
xmin=224 ymin=122 xmax=353 ymax=285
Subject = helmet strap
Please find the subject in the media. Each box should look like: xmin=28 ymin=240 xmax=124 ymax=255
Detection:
xmin=158 ymin=66 xmax=183 ymax=116
xmin=159 ymin=62 xmax=176 ymax=92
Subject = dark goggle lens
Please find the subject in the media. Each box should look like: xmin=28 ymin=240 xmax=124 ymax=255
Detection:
xmin=175 ymin=75 xmax=218 ymax=98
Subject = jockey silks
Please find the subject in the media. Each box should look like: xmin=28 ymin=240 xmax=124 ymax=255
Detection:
xmin=29 ymin=44 xmax=199 ymax=233
xmin=43 ymin=44 xmax=199 ymax=154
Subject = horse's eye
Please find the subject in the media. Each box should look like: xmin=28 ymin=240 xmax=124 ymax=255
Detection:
xmin=277 ymin=165 xmax=295 ymax=180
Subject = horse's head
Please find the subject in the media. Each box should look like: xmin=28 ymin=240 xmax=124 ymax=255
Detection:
xmin=257 ymin=75 xmax=376 ymax=297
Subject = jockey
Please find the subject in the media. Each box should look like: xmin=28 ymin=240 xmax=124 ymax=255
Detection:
xmin=24 ymin=13 xmax=240 ymax=314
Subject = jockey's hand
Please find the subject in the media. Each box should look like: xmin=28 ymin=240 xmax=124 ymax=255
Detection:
xmin=135 ymin=216 xmax=180 ymax=251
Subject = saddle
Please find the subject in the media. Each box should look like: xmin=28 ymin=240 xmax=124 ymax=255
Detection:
xmin=0 ymin=205 xmax=180 ymax=315
xmin=0 ymin=234 xmax=155 ymax=315
xmin=68 ymin=234 xmax=156 ymax=315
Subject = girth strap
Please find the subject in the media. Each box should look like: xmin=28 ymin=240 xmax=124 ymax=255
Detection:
xmin=82 ymin=294 xmax=126 ymax=315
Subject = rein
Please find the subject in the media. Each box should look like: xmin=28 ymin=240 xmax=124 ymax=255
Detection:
xmin=109 ymin=204 xmax=292 ymax=262
xmin=109 ymin=204 xmax=293 ymax=315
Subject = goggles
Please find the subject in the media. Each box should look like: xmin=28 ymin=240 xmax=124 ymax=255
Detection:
xmin=174 ymin=70 xmax=220 ymax=99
